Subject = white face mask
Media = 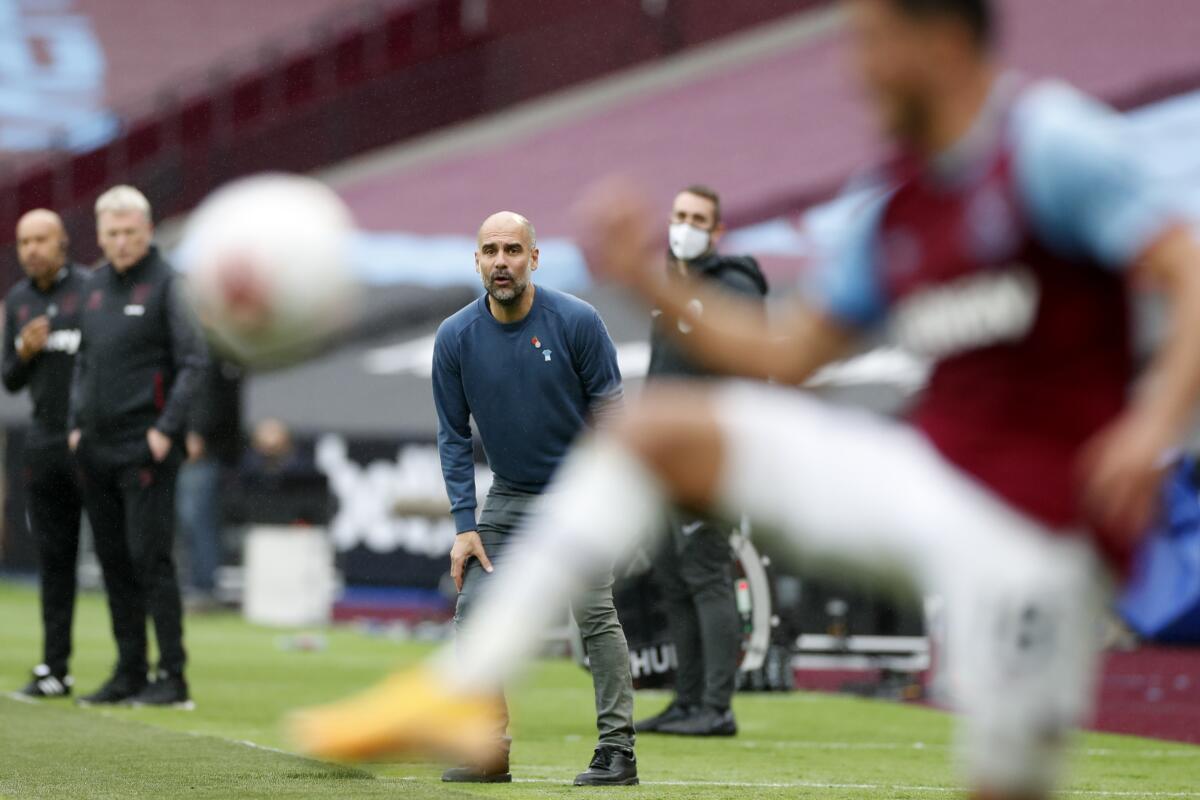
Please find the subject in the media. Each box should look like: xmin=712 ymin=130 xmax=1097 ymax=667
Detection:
xmin=668 ymin=223 xmax=711 ymax=262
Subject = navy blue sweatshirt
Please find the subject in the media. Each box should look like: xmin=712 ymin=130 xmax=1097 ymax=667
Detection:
xmin=432 ymin=286 xmax=623 ymax=533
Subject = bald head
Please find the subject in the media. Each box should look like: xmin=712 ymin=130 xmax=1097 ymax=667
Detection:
xmin=475 ymin=211 xmax=539 ymax=313
xmin=16 ymin=208 xmax=68 ymax=287
xmin=18 ymin=208 xmax=65 ymax=236
xmin=477 ymin=211 xmax=537 ymax=250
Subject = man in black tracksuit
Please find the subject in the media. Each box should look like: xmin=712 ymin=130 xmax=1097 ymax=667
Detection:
xmin=69 ymin=185 xmax=207 ymax=707
xmin=634 ymin=186 xmax=767 ymax=737
xmin=3 ymin=210 xmax=89 ymax=698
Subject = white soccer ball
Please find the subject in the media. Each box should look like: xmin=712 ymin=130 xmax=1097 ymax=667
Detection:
xmin=177 ymin=173 xmax=359 ymax=368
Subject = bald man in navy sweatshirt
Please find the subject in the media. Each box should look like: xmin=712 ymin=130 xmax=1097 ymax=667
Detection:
xmin=432 ymin=212 xmax=637 ymax=787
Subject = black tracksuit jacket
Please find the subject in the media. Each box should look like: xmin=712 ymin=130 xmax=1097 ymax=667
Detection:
xmin=2 ymin=264 xmax=91 ymax=448
xmin=68 ymin=246 xmax=207 ymax=446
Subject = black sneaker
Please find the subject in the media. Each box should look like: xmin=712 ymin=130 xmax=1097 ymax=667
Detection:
xmin=634 ymin=700 xmax=693 ymax=733
xmin=656 ymin=705 xmax=737 ymax=737
xmin=574 ymin=745 xmax=639 ymax=786
xmin=77 ymin=672 xmax=147 ymax=706
xmin=16 ymin=664 xmax=73 ymax=698
xmin=129 ymin=672 xmax=194 ymax=710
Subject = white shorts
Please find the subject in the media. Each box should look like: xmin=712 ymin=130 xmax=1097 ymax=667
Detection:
xmin=712 ymin=382 xmax=1108 ymax=795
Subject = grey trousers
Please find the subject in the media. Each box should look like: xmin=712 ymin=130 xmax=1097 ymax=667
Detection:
xmin=455 ymin=480 xmax=636 ymax=750
xmin=651 ymin=514 xmax=740 ymax=710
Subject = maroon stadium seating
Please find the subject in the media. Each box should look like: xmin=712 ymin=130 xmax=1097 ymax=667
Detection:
xmin=74 ymin=0 xmax=366 ymax=115
xmin=0 ymin=0 xmax=822 ymax=285
xmin=336 ymin=0 xmax=1200 ymax=243
xmin=1 ymin=0 xmax=1196 ymax=286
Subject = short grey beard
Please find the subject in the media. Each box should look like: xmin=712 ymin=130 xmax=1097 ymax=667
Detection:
xmin=487 ymin=279 xmax=528 ymax=307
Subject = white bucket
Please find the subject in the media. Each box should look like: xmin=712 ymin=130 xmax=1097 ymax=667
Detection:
xmin=242 ymin=526 xmax=335 ymax=627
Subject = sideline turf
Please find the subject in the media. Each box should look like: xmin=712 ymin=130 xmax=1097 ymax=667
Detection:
xmin=0 ymin=580 xmax=1195 ymax=799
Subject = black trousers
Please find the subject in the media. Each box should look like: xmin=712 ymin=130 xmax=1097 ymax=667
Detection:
xmin=77 ymin=437 xmax=186 ymax=678
xmin=651 ymin=514 xmax=740 ymax=711
xmin=24 ymin=442 xmax=83 ymax=676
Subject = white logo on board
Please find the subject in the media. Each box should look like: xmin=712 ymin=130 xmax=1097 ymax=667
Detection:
xmin=316 ymin=435 xmax=492 ymax=556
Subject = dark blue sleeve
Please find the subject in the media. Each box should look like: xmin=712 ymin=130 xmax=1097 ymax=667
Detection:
xmin=573 ymin=308 xmax=624 ymax=425
xmin=431 ymin=323 xmax=477 ymax=533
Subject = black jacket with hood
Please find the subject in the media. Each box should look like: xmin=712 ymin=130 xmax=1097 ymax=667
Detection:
xmin=647 ymin=251 xmax=768 ymax=380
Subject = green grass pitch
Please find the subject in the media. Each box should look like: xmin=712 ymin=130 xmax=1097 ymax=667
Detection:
xmin=0 ymin=580 xmax=1196 ymax=799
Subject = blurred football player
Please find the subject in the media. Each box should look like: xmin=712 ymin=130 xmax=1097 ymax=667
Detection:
xmin=293 ymin=1 xmax=1200 ymax=798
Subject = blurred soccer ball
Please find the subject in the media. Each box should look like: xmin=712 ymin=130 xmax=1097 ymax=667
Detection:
xmin=178 ymin=173 xmax=359 ymax=368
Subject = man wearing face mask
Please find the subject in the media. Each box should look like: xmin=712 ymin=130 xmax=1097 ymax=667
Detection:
xmin=635 ymin=186 xmax=767 ymax=737
xmin=431 ymin=211 xmax=637 ymax=786
xmin=4 ymin=209 xmax=90 ymax=698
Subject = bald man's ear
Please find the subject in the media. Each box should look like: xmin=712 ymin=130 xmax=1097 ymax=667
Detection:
xmin=474 ymin=251 xmax=481 ymax=273
xmin=530 ymin=247 xmax=539 ymax=271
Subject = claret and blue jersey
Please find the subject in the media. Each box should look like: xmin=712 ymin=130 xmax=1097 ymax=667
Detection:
xmin=814 ymin=76 xmax=1186 ymax=535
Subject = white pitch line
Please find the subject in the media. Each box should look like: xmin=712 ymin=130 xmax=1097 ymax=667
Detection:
xmin=18 ymin=698 xmax=1196 ymax=794
xmin=734 ymin=739 xmax=1200 ymax=759
xmin=4 ymin=691 xmax=38 ymax=704
xmin=506 ymin=777 xmax=1200 ymax=797
xmin=159 ymin=728 xmax=1200 ymax=797
xmin=66 ymin=702 xmax=305 ymax=760
xmin=1077 ymin=747 xmax=1200 ymax=759
xmin=225 ymin=737 xmax=295 ymax=757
